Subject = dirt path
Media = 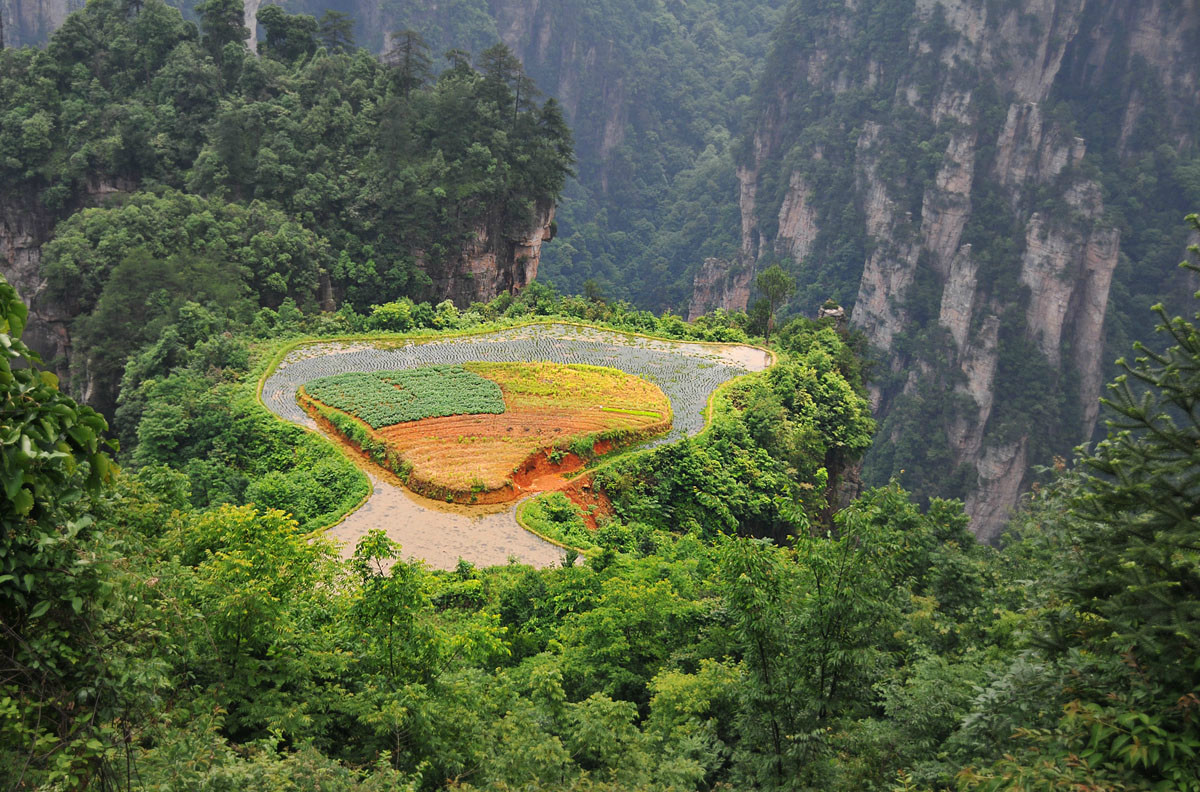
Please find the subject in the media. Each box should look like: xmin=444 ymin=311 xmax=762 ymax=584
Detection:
xmin=262 ymin=323 xmax=772 ymax=570
xmin=329 ymin=471 xmax=565 ymax=570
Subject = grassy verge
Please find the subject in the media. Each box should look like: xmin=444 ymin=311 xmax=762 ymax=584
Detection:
xmin=600 ymin=406 xmax=664 ymax=418
xmin=164 ymin=336 xmax=373 ymax=535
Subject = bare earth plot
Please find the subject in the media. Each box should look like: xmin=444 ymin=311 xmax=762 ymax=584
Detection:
xmin=260 ymin=323 xmax=772 ymax=569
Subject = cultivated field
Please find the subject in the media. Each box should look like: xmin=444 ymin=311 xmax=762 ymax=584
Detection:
xmin=302 ymin=362 xmax=671 ymax=501
xmin=304 ymin=366 xmax=504 ymax=427
xmin=259 ymin=323 xmax=774 ymax=569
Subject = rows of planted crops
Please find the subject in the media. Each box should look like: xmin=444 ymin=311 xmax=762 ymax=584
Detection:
xmin=303 ymin=366 xmax=506 ymax=428
xmin=264 ymin=324 xmax=769 ymax=444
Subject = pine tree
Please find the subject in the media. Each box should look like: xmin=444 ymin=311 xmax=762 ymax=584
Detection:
xmin=385 ymin=29 xmax=432 ymax=98
xmin=1065 ymin=215 xmax=1200 ymax=786
xmin=317 ymin=10 xmax=354 ymax=53
xmin=195 ymin=0 xmax=248 ymax=60
xmin=756 ymin=264 xmax=796 ymax=344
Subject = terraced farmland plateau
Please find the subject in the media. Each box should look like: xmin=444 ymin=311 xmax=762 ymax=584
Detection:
xmin=300 ymin=362 xmax=672 ymax=501
xmin=260 ymin=323 xmax=773 ymax=569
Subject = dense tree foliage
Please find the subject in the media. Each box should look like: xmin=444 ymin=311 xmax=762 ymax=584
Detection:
xmin=339 ymin=0 xmax=788 ymax=308
xmin=2 ymin=0 xmax=1199 ymax=785
xmin=0 ymin=0 xmax=571 ymax=414
xmin=1 ymin=277 xmax=128 ymax=788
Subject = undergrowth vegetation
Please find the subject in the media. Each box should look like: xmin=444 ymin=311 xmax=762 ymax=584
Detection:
xmin=119 ymin=323 xmax=369 ymax=532
xmin=519 ymin=492 xmax=598 ymax=550
xmin=5 ymin=230 xmax=1200 ymax=788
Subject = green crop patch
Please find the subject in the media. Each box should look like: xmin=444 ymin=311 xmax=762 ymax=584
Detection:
xmin=302 ymin=366 xmax=505 ymax=428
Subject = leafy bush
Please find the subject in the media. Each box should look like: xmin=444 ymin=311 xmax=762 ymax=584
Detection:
xmin=303 ymin=366 xmax=505 ymax=428
xmin=521 ymin=492 xmax=596 ymax=550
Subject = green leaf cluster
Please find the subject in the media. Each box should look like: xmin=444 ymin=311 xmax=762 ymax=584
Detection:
xmin=521 ymin=492 xmax=597 ymax=550
xmin=0 ymin=275 xmax=140 ymax=788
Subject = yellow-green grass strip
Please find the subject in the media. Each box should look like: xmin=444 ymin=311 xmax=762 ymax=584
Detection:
xmin=600 ymin=406 xmax=662 ymax=418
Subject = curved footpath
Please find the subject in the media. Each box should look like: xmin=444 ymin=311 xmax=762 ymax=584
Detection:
xmin=261 ymin=323 xmax=772 ymax=569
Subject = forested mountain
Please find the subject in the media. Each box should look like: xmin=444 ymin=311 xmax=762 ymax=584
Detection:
xmin=8 ymin=0 xmax=1197 ymax=537
xmin=0 ymin=0 xmax=571 ymax=415
xmin=2 ymin=0 xmax=1200 ymax=786
xmin=268 ymin=0 xmax=792 ymax=309
xmin=4 ymin=227 xmax=1199 ymax=789
xmin=4 ymin=0 xmax=787 ymax=306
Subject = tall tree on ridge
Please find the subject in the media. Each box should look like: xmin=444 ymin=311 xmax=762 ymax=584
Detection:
xmin=195 ymin=0 xmax=247 ymax=61
xmin=257 ymin=4 xmax=318 ymax=63
xmin=756 ymin=264 xmax=795 ymax=345
xmin=317 ymin=10 xmax=354 ymax=53
xmin=478 ymin=42 xmax=538 ymax=128
xmin=386 ymin=29 xmax=431 ymax=98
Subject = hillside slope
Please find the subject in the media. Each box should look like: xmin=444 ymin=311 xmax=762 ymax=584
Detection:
xmin=7 ymin=0 xmax=1198 ymax=539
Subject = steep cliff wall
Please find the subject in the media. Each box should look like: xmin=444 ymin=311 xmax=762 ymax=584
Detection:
xmin=2 ymin=0 xmax=72 ymax=47
xmin=422 ymin=203 xmax=556 ymax=308
xmin=479 ymin=0 xmax=789 ymax=306
xmin=0 ymin=196 xmax=62 ymax=366
xmin=0 ymin=176 xmax=134 ymax=389
xmin=728 ymin=0 xmax=1200 ymax=541
xmin=487 ymin=0 xmax=626 ymax=185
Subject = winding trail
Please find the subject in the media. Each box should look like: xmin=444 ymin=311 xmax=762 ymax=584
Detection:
xmin=261 ymin=323 xmax=772 ymax=569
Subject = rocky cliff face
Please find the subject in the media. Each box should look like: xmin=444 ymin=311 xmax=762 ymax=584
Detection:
xmin=0 ymin=196 xmax=62 ymax=366
xmin=487 ymin=0 xmax=627 ymax=187
xmin=0 ymin=176 xmax=134 ymax=392
xmin=1 ymin=0 xmax=72 ymax=47
xmin=723 ymin=0 xmax=1200 ymax=541
xmin=423 ymin=202 xmax=556 ymax=308
xmin=688 ymin=255 xmax=754 ymax=321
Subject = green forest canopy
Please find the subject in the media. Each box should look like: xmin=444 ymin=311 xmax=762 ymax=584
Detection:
xmin=3 ymin=218 xmax=1199 ymax=787
xmin=1 ymin=0 xmax=571 ymax=409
